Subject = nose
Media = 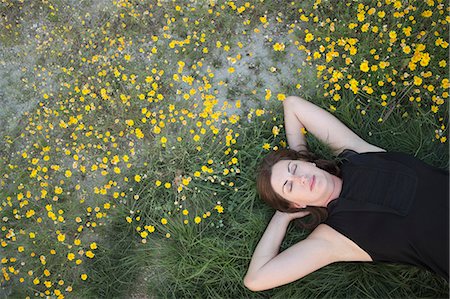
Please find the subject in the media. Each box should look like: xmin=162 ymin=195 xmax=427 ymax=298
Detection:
xmin=290 ymin=174 xmax=308 ymax=185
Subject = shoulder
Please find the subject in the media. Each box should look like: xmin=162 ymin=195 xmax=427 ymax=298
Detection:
xmin=308 ymin=224 xmax=373 ymax=262
xmin=337 ymin=147 xmax=387 ymax=160
xmin=337 ymin=144 xmax=386 ymax=156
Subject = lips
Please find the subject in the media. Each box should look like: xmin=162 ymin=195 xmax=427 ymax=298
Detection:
xmin=310 ymin=175 xmax=315 ymax=191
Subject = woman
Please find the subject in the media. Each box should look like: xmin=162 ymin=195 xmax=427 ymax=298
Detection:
xmin=243 ymin=96 xmax=449 ymax=291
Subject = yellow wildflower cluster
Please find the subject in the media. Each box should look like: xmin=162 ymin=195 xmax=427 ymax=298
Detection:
xmin=296 ymin=0 xmax=448 ymax=140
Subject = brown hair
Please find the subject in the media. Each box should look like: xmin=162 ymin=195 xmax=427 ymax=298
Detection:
xmin=256 ymin=149 xmax=341 ymax=230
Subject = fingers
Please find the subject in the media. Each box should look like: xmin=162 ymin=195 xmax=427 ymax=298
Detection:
xmin=274 ymin=210 xmax=310 ymax=222
xmin=288 ymin=210 xmax=310 ymax=221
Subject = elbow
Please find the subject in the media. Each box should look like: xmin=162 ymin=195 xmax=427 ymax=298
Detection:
xmin=243 ymin=274 xmax=265 ymax=292
xmin=283 ymin=95 xmax=304 ymax=109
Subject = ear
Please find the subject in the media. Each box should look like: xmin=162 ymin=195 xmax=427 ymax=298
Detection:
xmin=292 ymin=202 xmax=306 ymax=209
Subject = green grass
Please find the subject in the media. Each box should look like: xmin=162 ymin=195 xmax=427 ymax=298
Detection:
xmin=0 ymin=0 xmax=448 ymax=298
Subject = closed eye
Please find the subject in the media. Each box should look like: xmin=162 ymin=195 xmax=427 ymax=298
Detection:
xmin=283 ymin=162 xmax=292 ymax=194
xmin=289 ymin=164 xmax=297 ymax=192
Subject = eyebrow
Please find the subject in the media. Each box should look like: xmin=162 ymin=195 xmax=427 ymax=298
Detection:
xmin=282 ymin=162 xmax=291 ymax=194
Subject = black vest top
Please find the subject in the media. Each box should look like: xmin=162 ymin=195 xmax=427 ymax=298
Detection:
xmin=324 ymin=150 xmax=449 ymax=280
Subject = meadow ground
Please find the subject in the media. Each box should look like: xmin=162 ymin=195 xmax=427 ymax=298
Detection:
xmin=0 ymin=0 xmax=448 ymax=298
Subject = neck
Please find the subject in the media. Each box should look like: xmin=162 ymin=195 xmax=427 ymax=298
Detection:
xmin=323 ymin=175 xmax=342 ymax=207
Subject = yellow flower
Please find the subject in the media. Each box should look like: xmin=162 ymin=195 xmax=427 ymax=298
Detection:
xmin=273 ymin=42 xmax=285 ymax=51
xmin=135 ymin=128 xmax=144 ymax=139
xmin=86 ymin=250 xmax=95 ymax=259
xmin=349 ymin=79 xmax=359 ymax=94
xmin=134 ymin=175 xmax=141 ymax=182
xmin=333 ymin=93 xmax=341 ymax=101
xmin=214 ymin=205 xmax=224 ymax=213
xmin=164 ymin=182 xmax=171 ymax=189
xmin=57 ymin=233 xmax=65 ymax=242
xmin=272 ymin=126 xmax=280 ymax=136
xmin=265 ymin=89 xmax=272 ymax=100
xmin=305 ymin=33 xmax=314 ymax=42
xmin=81 ymin=274 xmax=88 ymax=281
xmin=26 ymin=210 xmax=35 ymax=218
xmin=389 ymin=31 xmax=397 ymax=41
xmin=421 ymin=10 xmax=432 ymax=17
xmin=379 ymin=61 xmax=388 ymax=69
xmin=420 ymin=53 xmax=430 ymax=67
xmin=262 ymin=143 xmax=270 ymax=150
xmin=161 ymin=218 xmax=168 ymax=225
xmin=255 ymin=109 xmax=264 ymax=116
xmin=359 ymin=61 xmax=369 ymax=72
xmin=413 ymin=76 xmax=423 ymax=86
xmin=402 ymin=45 xmax=411 ymax=54
xmin=361 ymin=23 xmax=370 ymax=32
xmin=357 ymin=12 xmax=365 ymax=22
xmin=67 ymin=253 xmax=75 ymax=261
xmin=260 ymin=15 xmax=267 ymax=24
xmin=194 ymin=216 xmax=201 ymax=224
xmin=277 ymin=93 xmax=286 ymax=101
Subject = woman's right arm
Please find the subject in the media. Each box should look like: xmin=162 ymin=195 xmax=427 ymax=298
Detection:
xmin=283 ymin=96 xmax=385 ymax=155
xmin=243 ymin=211 xmax=340 ymax=291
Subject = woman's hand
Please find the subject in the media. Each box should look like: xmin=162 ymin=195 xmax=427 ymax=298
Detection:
xmin=274 ymin=210 xmax=310 ymax=222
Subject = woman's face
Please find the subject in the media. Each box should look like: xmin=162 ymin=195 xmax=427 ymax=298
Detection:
xmin=270 ymin=159 xmax=336 ymax=208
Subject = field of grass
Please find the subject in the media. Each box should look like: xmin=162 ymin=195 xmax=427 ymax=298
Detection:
xmin=0 ymin=0 xmax=448 ymax=298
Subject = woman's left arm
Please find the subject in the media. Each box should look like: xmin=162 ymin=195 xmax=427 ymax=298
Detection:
xmin=283 ymin=96 xmax=385 ymax=155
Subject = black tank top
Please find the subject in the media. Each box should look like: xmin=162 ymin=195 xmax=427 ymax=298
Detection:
xmin=324 ymin=150 xmax=449 ymax=280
